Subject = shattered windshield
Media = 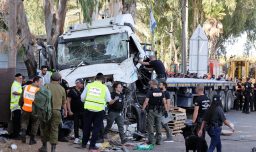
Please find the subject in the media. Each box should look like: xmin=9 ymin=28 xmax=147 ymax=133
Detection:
xmin=57 ymin=33 xmax=128 ymax=69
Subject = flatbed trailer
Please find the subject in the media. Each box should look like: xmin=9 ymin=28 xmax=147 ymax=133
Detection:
xmin=165 ymin=78 xmax=236 ymax=111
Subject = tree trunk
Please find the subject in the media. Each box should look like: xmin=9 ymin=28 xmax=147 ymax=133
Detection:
xmin=8 ymin=0 xmax=17 ymax=69
xmin=109 ymin=0 xmax=122 ymax=17
xmin=16 ymin=0 xmax=37 ymax=77
xmin=122 ymin=0 xmax=136 ymax=19
xmin=91 ymin=0 xmax=99 ymax=20
xmin=44 ymin=0 xmax=68 ymax=69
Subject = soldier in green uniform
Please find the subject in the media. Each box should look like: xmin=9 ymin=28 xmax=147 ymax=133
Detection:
xmin=142 ymin=80 xmax=168 ymax=145
xmin=39 ymin=72 xmax=67 ymax=152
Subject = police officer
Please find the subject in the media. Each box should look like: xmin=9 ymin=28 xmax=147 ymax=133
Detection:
xmin=159 ymin=81 xmax=173 ymax=142
xmin=20 ymin=76 xmax=42 ymax=145
xmin=198 ymin=95 xmax=235 ymax=152
xmin=9 ymin=73 xmax=23 ymax=139
xmin=104 ymin=81 xmax=127 ymax=144
xmin=243 ymin=77 xmax=252 ymax=114
xmin=235 ymin=81 xmax=243 ymax=111
xmin=253 ymin=83 xmax=256 ymax=111
xmin=39 ymin=72 xmax=67 ymax=152
xmin=192 ymin=85 xmax=210 ymax=138
xmin=139 ymin=55 xmax=166 ymax=82
xmin=80 ymin=73 xmax=112 ymax=150
xmin=142 ymin=79 xmax=168 ymax=145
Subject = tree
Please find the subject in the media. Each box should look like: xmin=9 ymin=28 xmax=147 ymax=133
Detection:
xmin=44 ymin=0 xmax=68 ymax=69
xmin=16 ymin=0 xmax=37 ymax=77
xmin=202 ymin=0 xmax=236 ymax=59
xmin=7 ymin=0 xmax=17 ymax=70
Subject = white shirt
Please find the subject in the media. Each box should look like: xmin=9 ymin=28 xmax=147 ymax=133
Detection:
xmin=81 ymin=85 xmax=112 ymax=102
xmin=38 ymin=71 xmax=51 ymax=85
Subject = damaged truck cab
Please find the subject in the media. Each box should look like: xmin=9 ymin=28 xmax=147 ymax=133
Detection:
xmin=57 ymin=14 xmax=147 ymax=132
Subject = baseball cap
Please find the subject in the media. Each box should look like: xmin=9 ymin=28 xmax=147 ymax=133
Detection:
xmin=75 ymin=78 xmax=84 ymax=84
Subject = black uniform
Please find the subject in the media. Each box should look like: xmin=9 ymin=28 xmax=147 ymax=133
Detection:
xmin=161 ymin=91 xmax=173 ymax=140
xmin=194 ymin=95 xmax=210 ymax=138
xmin=253 ymin=83 xmax=256 ymax=111
xmin=149 ymin=60 xmax=166 ymax=81
xmin=243 ymin=82 xmax=252 ymax=113
xmin=67 ymin=87 xmax=84 ymax=139
xmin=104 ymin=92 xmax=126 ymax=143
xmin=146 ymin=88 xmax=165 ymax=144
xmin=235 ymin=83 xmax=243 ymax=110
xmin=204 ymin=106 xmax=226 ymax=152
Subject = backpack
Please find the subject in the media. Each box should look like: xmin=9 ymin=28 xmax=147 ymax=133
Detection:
xmin=32 ymin=86 xmax=52 ymax=122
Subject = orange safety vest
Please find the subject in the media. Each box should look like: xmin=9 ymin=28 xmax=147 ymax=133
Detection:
xmin=22 ymin=85 xmax=40 ymax=112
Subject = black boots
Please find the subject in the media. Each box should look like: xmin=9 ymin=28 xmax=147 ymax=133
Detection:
xmin=51 ymin=144 xmax=56 ymax=152
xmin=29 ymin=135 xmax=37 ymax=145
xmin=38 ymin=142 xmax=56 ymax=152
xmin=39 ymin=142 xmax=47 ymax=152
xmin=20 ymin=129 xmax=26 ymax=143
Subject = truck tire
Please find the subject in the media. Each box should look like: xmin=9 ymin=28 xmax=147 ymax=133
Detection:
xmin=225 ymin=90 xmax=234 ymax=112
xmin=218 ymin=91 xmax=226 ymax=110
xmin=209 ymin=90 xmax=217 ymax=101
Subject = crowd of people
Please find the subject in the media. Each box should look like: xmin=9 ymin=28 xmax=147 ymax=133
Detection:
xmin=6 ymin=55 xmax=240 ymax=152
xmin=192 ymin=86 xmax=235 ymax=152
xmin=7 ymin=64 xmax=174 ymax=152
xmin=235 ymin=77 xmax=256 ymax=114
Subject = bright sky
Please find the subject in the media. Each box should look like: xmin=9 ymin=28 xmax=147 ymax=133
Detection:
xmin=224 ymin=33 xmax=256 ymax=57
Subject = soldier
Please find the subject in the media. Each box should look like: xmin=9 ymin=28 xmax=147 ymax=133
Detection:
xmin=253 ymin=83 xmax=256 ymax=111
xmin=142 ymin=80 xmax=168 ymax=145
xmin=20 ymin=76 xmax=42 ymax=145
xmin=235 ymin=80 xmax=243 ymax=111
xmin=39 ymin=72 xmax=67 ymax=152
xmin=104 ymin=81 xmax=127 ymax=144
xmin=159 ymin=82 xmax=173 ymax=142
xmin=243 ymin=77 xmax=252 ymax=114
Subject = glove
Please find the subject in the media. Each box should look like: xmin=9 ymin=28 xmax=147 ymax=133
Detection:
xmin=164 ymin=111 xmax=168 ymax=118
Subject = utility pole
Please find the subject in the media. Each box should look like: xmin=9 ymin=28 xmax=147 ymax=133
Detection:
xmin=181 ymin=0 xmax=188 ymax=74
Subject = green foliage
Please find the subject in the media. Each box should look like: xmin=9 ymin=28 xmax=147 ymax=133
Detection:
xmin=24 ymin=0 xmax=45 ymax=35
xmin=137 ymin=0 xmax=182 ymax=66
xmin=78 ymin=0 xmax=96 ymax=23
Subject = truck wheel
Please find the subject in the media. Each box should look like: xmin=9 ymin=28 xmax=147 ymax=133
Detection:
xmin=218 ymin=91 xmax=226 ymax=110
xmin=225 ymin=90 xmax=234 ymax=112
xmin=209 ymin=90 xmax=217 ymax=101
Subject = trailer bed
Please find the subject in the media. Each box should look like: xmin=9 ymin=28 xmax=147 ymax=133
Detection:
xmin=166 ymin=78 xmax=235 ymax=88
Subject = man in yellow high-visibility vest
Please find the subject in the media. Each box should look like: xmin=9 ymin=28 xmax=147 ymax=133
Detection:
xmin=9 ymin=73 xmax=23 ymax=138
xmin=80 ymin=73 xmax=113 ymax=150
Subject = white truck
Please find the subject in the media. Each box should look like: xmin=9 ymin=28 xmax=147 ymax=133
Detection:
xmin=38 ymin=14 xmax=236 ymax=132
xmin=56 ymin=14 xmax=147 ymax=132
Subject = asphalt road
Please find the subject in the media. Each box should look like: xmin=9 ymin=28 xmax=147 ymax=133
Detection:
xmin=1 ymin=110 xmax=256 ymax=152
xmin=128 ymin=110 xmax=256 ymax=152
